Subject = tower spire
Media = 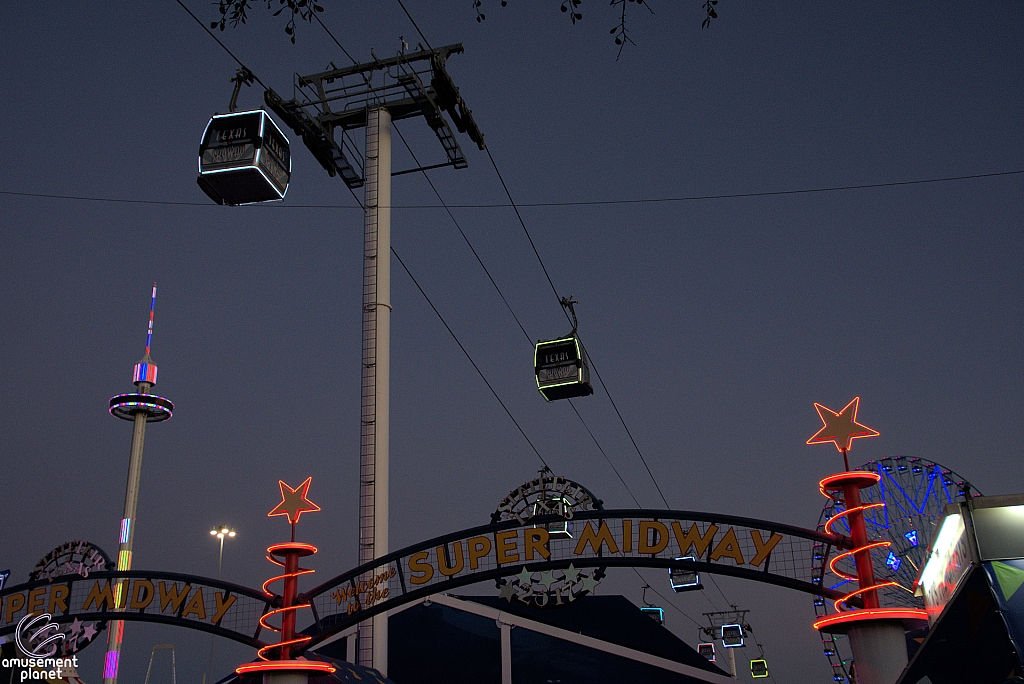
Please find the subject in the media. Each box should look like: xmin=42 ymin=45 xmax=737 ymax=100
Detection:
xmin=145 ymin=282 xmax=156 ymax=356
xmin=133 ymin=283 xmax=159 ymax=386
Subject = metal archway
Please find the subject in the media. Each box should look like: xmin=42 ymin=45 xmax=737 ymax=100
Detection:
xmin=298 ymin=508 xmax=851 ymax=651
xmin=0 ymin=510 xmax=848 ymax=653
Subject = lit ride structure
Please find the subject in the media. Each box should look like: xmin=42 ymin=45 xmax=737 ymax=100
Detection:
xmin=811 ymin=456 xmax=976 ymax=683
xmin=235 ymin=477 xmax=335 ymax=683
xmin=103 ymin=285 xmax=174 ymax=684
xmin=807 ymin=398 xmax=928 ymax=684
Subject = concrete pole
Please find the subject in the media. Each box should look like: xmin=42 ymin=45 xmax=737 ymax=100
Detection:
xmin=725 ymin=647 xmax=736 ymax=678
xmin=847 ymin=622 xmax=910 ymax=684
xmin=103 ymin=388 xmax=149 ymax=684
xmin=358 ymin=106 xmax=391 ymax=674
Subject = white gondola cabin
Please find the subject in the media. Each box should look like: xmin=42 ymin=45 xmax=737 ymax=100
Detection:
xmin=669 ymin=556 xmax=702 ymax=592
xmin=534 ymin=335 xmax=593 ymax=401
xmin=197 ymin=110 xmax=291 ymax=205
xmin=720 ymin=623 xmax=745 ymax=648
xmin=529 ymin=492 xmax=573 ymax=539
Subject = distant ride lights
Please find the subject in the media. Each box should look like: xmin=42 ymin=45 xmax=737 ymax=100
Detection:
xmin=234 ymin=478 xmax=335 ymax=682
xmin=808 ymin=397 xmax=927 ymax=684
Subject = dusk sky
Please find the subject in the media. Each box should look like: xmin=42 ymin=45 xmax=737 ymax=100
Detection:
xmin=1 ymin=3 xmax=1022 ymax=682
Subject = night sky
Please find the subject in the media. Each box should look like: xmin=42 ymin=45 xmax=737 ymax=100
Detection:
xmin=1 ymin=3 xmax=1021 ymax=682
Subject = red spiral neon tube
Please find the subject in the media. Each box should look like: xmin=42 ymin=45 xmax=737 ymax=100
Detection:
xmin=257 ymin=542 xmax=317 ymax=661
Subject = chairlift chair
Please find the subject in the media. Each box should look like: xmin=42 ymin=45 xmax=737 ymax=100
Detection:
xmin=529 ymin=491 xmax=573 ymax=540
xmin=640 ymin=606 xmax=664 ymax=624
xmin=535 ymin=297 xmax=594 ymax=402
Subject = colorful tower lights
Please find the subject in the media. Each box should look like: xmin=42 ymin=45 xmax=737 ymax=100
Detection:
xmin=102 ymin=284 xmax=174 ymax=684
xmin=808 ymin=398 xmax=926 ymax=684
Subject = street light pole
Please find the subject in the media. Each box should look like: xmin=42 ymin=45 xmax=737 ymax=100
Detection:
xmin=207 ymin=526 xmax=235 ymax=684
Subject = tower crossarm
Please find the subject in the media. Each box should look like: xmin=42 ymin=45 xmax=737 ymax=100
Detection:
xmin=265 ymin=88 xmax=363 ymax=187
xmin=265 ymin=42 xmax=483 ymax=189
xmin=397 ymin=69 xmax=467 ymax=169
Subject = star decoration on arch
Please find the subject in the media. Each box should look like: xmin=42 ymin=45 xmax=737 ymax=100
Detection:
xmin=268 ymin=477 xmax=321 ymax=524
xmin=807 ymin=397 xmax=879 ymax=453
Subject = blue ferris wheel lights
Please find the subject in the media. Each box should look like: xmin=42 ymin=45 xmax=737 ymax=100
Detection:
xmin=905 ymin=530 xmax=919 ymax=547
xmin=885 ymin=552 xmax=902 ymax=572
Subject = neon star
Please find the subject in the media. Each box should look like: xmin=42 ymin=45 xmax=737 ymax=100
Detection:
xmin=268 ymin=477 xmax=321 ymax=524
xmin=807 ymin=397 xmax=879 ymax=453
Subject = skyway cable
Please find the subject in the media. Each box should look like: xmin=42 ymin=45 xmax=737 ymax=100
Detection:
xmin=391 ymin=246 xmax=549 ymax=469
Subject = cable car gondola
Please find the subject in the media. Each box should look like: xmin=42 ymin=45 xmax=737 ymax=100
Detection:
xmin=534 ymin=297 xmax=594 ymax=402
xmin=750 ymin=659 xmax=769 ymax=679
xmin=697 ymin=643 xmax=716 ymax=662
xmin=197 ymin=109 xmax=291 ymax=205
xmin=720 ymin=623 xmax=745 ymax=648
xmin=668 ymin=555 xmax=702 ymax=592
xmin=197 ymin=70 xmax=291 ymax=206
xmin=640 ymin=585 xmax=664 ymax=625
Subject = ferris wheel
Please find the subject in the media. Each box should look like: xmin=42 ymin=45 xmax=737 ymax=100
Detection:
xmin=810 ymin=456 xmax=977 ymax=682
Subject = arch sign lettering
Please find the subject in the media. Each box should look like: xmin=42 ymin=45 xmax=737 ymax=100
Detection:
xmin=0 ymin=569 xmax=271 ymax=648
xmin=0 ymin=503 xmax=850 ymax=653
xmin=299 ymin=508 xmax=851 ymax=651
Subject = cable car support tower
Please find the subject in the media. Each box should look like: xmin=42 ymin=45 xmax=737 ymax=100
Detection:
xmin=263 ymin=43 xmax=484 ymax=674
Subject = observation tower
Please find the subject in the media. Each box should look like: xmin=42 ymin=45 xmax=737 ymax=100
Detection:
xmin=103 ymin=284 xmax=174 ymax=684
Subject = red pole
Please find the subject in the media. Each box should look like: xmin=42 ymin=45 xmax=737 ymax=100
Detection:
xmin=842 ymin=482 xmax=879 ymax=609
xmin=281 ymin=550 xmax=299 ymax=659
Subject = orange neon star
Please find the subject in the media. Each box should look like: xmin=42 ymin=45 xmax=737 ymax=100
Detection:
xmin=268 ymin=477 xmax=321 ymax=525
xmin=807 ymin=397 xmax=879 ymax=453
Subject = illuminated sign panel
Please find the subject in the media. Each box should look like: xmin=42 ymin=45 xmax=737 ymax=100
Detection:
xmin=972 ymin=505 xmax=1024 ymax=561
xmin=535 ymin=339 xmax=582 ymax=387
xmin=917 ymin=513 xmax=972 ymax=625
xmin=200 ymin=113 xmax=260 ymax=171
